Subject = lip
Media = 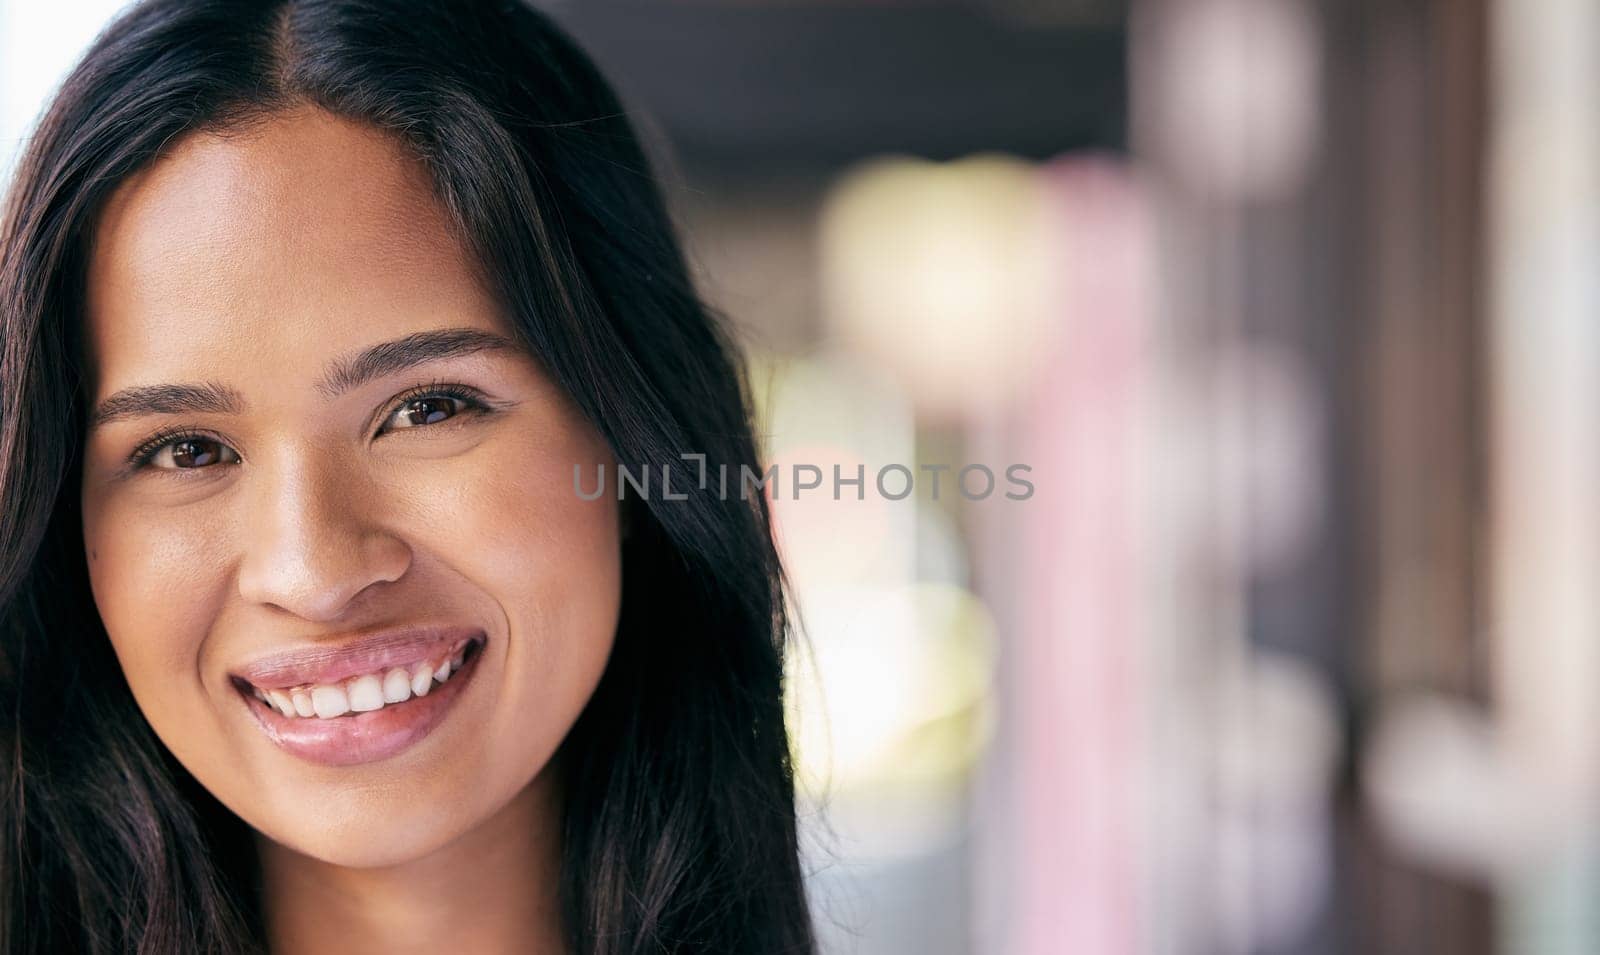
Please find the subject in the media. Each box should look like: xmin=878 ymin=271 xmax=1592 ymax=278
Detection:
xmin=232 ymin=624 xmax=484 ymax=690
xmin=230 ymin=625 xmax=488 ymax=767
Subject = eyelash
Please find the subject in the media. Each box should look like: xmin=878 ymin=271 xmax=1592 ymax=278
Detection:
xmin=124 ymin=381 xmax=493 ymax=474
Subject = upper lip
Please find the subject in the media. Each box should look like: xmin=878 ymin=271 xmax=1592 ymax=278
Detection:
xmin=230 ymin=624 xmax=485 ymax=690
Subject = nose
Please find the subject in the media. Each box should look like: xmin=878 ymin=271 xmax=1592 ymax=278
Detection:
xmin=235 ymin=453 xmax=413 ymax=621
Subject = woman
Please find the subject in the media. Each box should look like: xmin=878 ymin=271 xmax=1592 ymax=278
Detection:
xmin=0 ymin=0 xmax=814 ymax=952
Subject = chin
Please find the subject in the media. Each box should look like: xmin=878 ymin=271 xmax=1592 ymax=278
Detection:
xmin=254 ymin=786 xmax=485 ymax=869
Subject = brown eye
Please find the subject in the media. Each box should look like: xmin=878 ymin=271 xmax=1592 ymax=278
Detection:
xmin=135 ymin=435 xmax=241 ymax=471
xmin=381 ymin=386 xmax=489 ymax=434
xmin=173 ymin=439 xmax=220 ymax=467
xmin=397 ymin=396 xmax=458 ymax=427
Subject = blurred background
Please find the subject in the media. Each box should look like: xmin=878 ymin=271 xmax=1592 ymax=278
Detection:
xmin=4 ymin=0 xmax=1596 ymax=952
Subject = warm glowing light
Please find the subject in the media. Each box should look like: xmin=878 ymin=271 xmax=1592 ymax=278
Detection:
xmin=819 ymin=155 xmax=1060 ymax=421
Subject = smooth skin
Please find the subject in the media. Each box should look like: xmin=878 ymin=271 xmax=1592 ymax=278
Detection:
xmin=78 ymin=105 xmax=621 ymax=954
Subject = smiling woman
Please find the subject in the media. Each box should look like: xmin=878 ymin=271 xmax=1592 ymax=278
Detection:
xmin=0 ymin=2 xmax=811 ymax=954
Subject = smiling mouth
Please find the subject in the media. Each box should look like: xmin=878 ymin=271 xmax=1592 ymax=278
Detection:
xmin=234 ymin=636 xmax=484 ymax=720
xmin=229 ymin=626 xmax=490 ymax=766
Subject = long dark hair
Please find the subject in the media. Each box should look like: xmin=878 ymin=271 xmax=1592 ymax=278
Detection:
xmin=0 ymin=1 xmax=813 ymax=951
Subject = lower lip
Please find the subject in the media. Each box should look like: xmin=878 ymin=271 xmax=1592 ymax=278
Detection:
xmin=236 ymin=640 xmax=485 ymax=767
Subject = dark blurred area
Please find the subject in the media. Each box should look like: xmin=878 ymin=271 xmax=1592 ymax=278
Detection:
xmin=547 ymin=0 xmax=1126 ymax=171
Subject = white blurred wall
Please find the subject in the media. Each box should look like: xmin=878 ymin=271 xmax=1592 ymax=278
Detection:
xmin=0 ymin=0 xmax=131 ymax=182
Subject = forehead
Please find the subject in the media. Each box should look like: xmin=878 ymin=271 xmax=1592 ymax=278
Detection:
xmin=83 ymin=106 xmax=502 ymax=400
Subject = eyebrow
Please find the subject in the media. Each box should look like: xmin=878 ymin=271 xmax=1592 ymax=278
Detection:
xmin=89 ymin=327 xmax=521 ymax=429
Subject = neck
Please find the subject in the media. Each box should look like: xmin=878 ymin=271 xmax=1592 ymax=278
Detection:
xmin=256 ymin=772 xmax=566 ymax=955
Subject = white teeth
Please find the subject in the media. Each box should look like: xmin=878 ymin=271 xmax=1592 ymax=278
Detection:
xmin=347 ymin=674 xmax=385 ymax=712
xmin=311 ymin=684 xmax=350 ymax=719
xmin=251 ymin=641 xmax=477 ymax=720
xmin=383 ymin=668 xmax=412 ymax=704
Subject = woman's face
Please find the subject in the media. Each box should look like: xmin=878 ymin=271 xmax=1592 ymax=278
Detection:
xmin=78 ymin=106 xmax=622 ymax=868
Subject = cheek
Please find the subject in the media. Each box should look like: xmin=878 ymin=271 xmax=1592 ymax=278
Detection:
xmin=418 ymin=416 xmax=621 ymax=604
xmin=80 ymin=491 xmax=238 ymax=773
xmin=439 ymin=423 xmax=622 ymax=768
xmin=83 ymin=496 xmax=227 ymax=686
xmin=474 ymin=431 xmax=620 ymax=641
